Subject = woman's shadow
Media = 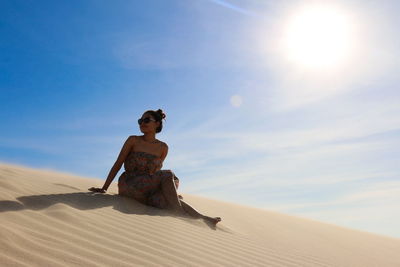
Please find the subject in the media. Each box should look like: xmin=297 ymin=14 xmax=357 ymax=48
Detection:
xmin=0 ymin=183 xmax=221 ymax=230
xmin=0 ymin=189 xmax=158 ymax=215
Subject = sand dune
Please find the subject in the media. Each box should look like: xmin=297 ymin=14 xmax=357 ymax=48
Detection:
xmin=1 ymin=163 xmax=399 ymax=267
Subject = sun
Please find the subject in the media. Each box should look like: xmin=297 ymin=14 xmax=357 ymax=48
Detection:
xmin=283 ymin=6 xmax=353 ymax=69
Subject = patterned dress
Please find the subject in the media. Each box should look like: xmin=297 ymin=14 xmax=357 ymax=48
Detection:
xmin=118 ymin=151 xmax=176 ymax=209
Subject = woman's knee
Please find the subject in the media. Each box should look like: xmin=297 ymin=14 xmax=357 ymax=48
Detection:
xmin=161 ymin=170 xmax=175 ymax=183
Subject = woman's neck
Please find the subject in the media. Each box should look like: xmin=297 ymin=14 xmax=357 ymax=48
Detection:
xmin=142 ymin=133 xmax=157 ymax=143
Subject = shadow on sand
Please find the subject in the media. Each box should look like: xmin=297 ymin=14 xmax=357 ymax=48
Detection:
xmin=0 ymin=183 xmax=223 ymax=231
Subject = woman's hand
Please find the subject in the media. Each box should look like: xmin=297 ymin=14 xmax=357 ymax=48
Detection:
xmin=88 ymin=187 xmax=106 ymax=193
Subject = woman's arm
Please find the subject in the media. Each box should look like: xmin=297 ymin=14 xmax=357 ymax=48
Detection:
xmin=101 ymin=136 xmax=134 ymax=191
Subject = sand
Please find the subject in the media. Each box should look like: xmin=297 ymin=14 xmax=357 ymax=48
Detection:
xmin=1 ymin=162 xmax=399 ymax=267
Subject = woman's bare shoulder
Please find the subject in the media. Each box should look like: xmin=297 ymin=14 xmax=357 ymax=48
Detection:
xmin=128 ymin=135 xmax=139 ymax=144
xmin=158 ymin=140 xmax=168 ymax=147
xmin=160 ymin=141 xmax=168 ymax=153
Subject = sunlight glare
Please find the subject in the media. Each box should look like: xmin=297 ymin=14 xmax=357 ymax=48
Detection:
xmin=283 ymin=6 xmax=353 ymax=69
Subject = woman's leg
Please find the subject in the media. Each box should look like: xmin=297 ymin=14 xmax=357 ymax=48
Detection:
xmin=180 ymin=200 xmax=221 ymax=225
xmin=159 ymin=171 xmax=221 ymax=224
xmin=117 ymin=173 xmax=128 ymax=196
xmin=160 ymin=171 xmax=185 ymax=214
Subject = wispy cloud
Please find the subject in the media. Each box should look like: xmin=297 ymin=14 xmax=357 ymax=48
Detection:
xmin=159 ymin=91 xmax=400 ymax=238
xmin=206 ymin=0 xmax=255 ymax=16
xmin=266 ymin=180 xmax=400 ymax=238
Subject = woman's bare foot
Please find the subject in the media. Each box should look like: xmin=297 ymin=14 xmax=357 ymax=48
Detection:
xmin=203 ymin=216 xmax=222 ymax=226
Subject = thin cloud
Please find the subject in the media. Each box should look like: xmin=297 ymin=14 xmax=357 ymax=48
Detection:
xmin=207 ymin=0 xmax=256 ymax=16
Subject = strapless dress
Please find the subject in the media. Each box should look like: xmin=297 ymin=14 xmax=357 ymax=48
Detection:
xmin=117 ymin=151 xmax=176 ymax=209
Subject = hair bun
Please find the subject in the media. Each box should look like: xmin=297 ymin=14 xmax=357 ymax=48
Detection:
xmin=156 ymin=109 xmax=166 ymax=120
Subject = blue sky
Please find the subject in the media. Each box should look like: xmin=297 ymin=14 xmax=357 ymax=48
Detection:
xmin=1 ymin=0 xmax=400 ymax=238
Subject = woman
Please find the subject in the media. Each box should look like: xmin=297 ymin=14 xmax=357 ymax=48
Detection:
xmin=89 ymin=109 xmax=221 ymax=225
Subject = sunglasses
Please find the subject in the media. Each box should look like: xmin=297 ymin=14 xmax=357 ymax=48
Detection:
xmin=138 ymin=117 xmax=156 ymax=125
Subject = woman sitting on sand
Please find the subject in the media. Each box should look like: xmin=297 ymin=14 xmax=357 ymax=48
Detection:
xmin=89 ymin=109 xmax=221 ymax=225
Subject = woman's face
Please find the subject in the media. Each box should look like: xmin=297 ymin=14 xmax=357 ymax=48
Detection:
xmin=139 ymin=113 xmax=160 ymax=134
